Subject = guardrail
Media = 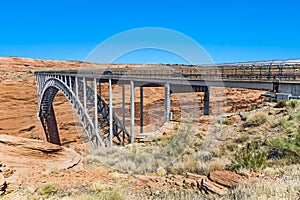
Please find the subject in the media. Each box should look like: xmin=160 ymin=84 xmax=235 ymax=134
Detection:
xmin=35 ymin=64 xmax=300 ymax=81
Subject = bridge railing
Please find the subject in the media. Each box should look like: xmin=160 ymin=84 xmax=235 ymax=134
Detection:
xmin=35 ymin=64 xmax=300 ymax=81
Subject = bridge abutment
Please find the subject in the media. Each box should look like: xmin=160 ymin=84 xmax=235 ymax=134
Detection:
xmin=47 ymin=106 xmax=61 ymax=145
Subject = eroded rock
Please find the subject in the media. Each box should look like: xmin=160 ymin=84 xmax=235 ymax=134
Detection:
xmin=209 ymin=170 xmax=244 ymax=187
xmin=0 ymin=174 xmax=7 ymax=195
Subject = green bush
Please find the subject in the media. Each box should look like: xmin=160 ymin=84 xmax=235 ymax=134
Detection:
xmin=275 ymin=100 xmax=287 ymax=108
xmin=269 ymin=130 xmax=300 ymax=163
xmin=288 ymin=99 xmax=300 ymax=109
xmin=39 ymin=183 xmax=57 ymax=196
xmin=231 ymin=141 xmax=267 ymax=171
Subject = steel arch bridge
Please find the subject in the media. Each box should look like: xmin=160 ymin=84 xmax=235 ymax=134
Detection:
xmin=35 ymin=60 xmax=300 ymax=149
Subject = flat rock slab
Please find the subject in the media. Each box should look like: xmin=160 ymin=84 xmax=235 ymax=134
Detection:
xmin=209 ymin=170 xmax=244 ymax=187
xmin=0 ymin=135 xmax=81 ymax=183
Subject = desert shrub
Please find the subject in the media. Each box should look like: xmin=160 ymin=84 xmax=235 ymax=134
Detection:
xmin=39 ymin=182 xmax=57 ymax=196
xmin=162 ymin=124 xmax=193 ymax=157
xmin=270 ymin=111 xmax=300 ymax=163
xmin=275 ymin=100 xmax=287 ymax=108
xmin=231 ymin=141 xmax=267 ymax=171
xmin=90 ymin=183 xmax=125 ymax=200
xmin=243 ymin=112 xmax=268 ymax=127
xmin=269 ymin=131 xmax=300 ymax=163
xmin=288 ymin=99 xmax=300 ymax=109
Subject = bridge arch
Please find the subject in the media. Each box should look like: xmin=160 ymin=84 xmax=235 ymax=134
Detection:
xmin=38 ymin=78 xmax=105 ymax=148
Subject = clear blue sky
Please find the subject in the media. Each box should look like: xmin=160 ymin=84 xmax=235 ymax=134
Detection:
xmin=0 ymin=0 xmax=299 ymax=64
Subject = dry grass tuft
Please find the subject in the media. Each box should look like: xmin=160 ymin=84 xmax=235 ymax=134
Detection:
xmin=243 ymin=111 xmax=268 ymax=127
xmin=221 ymin=178 xmax=300 ymax=200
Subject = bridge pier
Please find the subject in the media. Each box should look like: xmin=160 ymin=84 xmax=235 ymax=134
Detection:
xmin=109 ymin=79 xmax=113 ymax=147
xmin=122 ymin=84 xmax=126 ymax=143
xmin=122 ymin=84 xmax=126 ymax=127
xmin=204 ymin=87 xmax=210 ymax=115
xmin=46 ymin=106 xmax=61 ymax=145
xmin=164 ymin=83 xmax=171 ymax=122
xmin=140 ymin=87 xmax=144 ymax=133
xmin=130 ymin=81 xmax=135 ymax=144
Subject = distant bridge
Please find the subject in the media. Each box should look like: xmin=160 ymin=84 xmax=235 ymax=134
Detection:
xmin=35 ymin=61 xmax=300 ymax=148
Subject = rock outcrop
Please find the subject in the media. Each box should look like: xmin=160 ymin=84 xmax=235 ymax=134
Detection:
xmin=0 ymin=174 xmax=6 ymax=195
xmin=209 ymin=170 xmax=245 ymax=188
xmin=0 ymin=135 xmax=81 ymax=184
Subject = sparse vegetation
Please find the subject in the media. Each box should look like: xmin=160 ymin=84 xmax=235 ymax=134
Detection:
xmin=231 ymin=141 xmax=268 ymax=171
xmin=220 ymin=177 xmax=300 ymax=200
xmin=268 ymin=100 xmax=300 ymax=163
xmin=89 ymin=122 xmax=196 ymax=175
xmin=275 ymin=100 xmax=287 ymax=108
xmin=39 ymin=182 xmax=57 ymax=196
xmin=243 ymin=112 xmax=268 ymax=127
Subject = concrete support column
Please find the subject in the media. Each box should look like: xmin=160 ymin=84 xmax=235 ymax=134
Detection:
xmin=204 ymin=87 xmax=210 ymax=115
xmin=130 ymin=81 xmax=135 ymax=144
xmin=109 ymin=79 xmax=113 ymax=147
xmin=140 ymin=87 xmax=144 ymax=133
xmin=164 ymin=83 xmax=171 ymax=122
